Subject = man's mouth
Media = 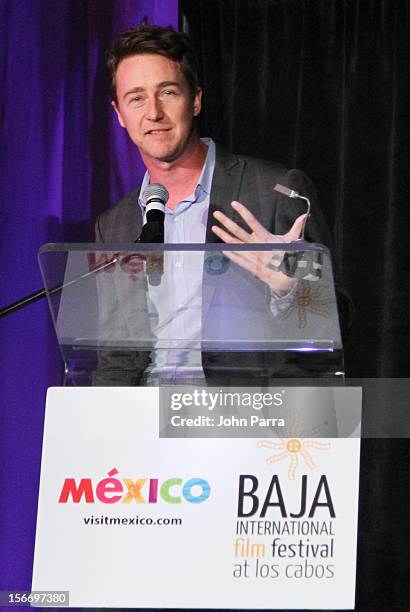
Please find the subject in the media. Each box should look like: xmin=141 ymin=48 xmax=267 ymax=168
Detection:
xmin=145 ymin=128 xmax=172 ymax=135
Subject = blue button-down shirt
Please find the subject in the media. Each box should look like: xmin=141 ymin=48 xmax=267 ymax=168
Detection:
xmin=138 ymin=138 xmax=215 ymax=242
xmin=138 ymin=139 xmax=216 ymax=380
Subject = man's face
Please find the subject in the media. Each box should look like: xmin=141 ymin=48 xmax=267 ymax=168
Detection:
xmin=113 ymin=53 xmax=202 ymax=165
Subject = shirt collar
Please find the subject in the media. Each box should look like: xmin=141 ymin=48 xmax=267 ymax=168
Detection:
xmin=138 ymin=138 xmax=215 ymax=210
xmin=196 ymin=137 xmax=215 ymax=196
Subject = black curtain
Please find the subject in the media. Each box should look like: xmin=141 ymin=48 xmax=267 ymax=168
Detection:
xmin=181 ymin=1 xmax=410 ymax=610
xmin=181 ymin=0 xmax=410 ymax=379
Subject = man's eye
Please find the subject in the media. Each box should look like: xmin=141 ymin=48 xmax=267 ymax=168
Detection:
xmin=162 ymin=90 xmax=176 ymax=97
xmin=130 ymin=96 xmax=144 ymax=106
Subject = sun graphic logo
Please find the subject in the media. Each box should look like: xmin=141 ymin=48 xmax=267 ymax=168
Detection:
xmin=279 ymin=279 xmax=335 ymax=328
xmin=257 ymin=414 xmax=331 ymax=480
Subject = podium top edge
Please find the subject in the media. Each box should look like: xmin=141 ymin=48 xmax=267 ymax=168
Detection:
xmin=38 ymin=242 xmax=330 ymax=255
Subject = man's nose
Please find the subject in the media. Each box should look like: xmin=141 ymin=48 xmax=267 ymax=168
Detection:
xmin=145 ymin=96 xmax=163 ymax=121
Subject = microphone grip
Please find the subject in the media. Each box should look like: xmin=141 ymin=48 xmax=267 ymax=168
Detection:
xmin=145 ymin=252 xmax=164 ymax=287
xmin=136 ymin=221 xmax=164 ymax=243
xmin=135 ymin=221 xmax=164 ymax=285
xmin=146 ymin=209 xmax=164 ymax=223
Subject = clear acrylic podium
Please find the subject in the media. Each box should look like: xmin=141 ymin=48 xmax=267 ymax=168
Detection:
xmin=33 ymin=243 xmax=361 ymax=611
xmin=38 ymin=242 xmax=344 ymax=385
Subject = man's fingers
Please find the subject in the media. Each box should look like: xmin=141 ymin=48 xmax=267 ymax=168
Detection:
xmin=213 ymin=210 xmax=252 ymax=242
xmin=230 ymin=201 xmax=267 ymax=235
xmin=213 ymin=201 xmax=270 ymax=242
xmin=213 ymin=204 xmax=308 ymax=245
xmin=211 ymin=223 xmax=242 ymax=244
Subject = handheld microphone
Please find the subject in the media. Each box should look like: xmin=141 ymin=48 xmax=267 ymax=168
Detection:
xmin=137 ymin=183 xmax=169 ymax=243
xmin=137 ymin=183 xmax=169 ymax=286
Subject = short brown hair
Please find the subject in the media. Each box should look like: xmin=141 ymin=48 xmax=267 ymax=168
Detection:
xmin=107 ymin=23 xmax=200 ymax=102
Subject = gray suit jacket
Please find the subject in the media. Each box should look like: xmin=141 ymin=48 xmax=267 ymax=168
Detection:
xmin=94 ymin=144 xmax=345 ymax=384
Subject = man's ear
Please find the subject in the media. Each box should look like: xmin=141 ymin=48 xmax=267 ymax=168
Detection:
xmin=193 ymin=87 xmax=202 ymax=117
xmin=112 ymin=100 xmax=126 ymax=128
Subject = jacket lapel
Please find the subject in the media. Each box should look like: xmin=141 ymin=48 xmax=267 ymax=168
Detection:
xmin=203 ymin=146 xmax=246 ymax=329
xmin=206 ymin=145 xmax=246 ymax=242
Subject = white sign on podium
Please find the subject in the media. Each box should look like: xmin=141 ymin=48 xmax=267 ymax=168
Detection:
xmin=33 ymin=387 xmax=361 ymax=609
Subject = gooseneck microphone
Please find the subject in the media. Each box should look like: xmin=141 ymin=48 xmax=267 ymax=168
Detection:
xmin=274 ymin=183 xmax=311 ymax=240
xmin=137 ymin=183 xmax=169 ymax=286
xmin=271 ymin=183 xmax=322 ymax=280
xmin=137 ymin=183 xmax=169 ymax=243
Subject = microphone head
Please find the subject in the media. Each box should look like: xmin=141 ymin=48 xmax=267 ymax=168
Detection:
xmin=274 ymin=183 xmax=299 ymax=199
xmin=142 ymin=183 xmax=169 ymax=212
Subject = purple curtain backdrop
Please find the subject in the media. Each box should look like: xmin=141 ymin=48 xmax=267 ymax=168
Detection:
xmin=0 ymin=0 xmax=177 ymax=597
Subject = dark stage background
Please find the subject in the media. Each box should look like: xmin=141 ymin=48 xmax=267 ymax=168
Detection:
xmin=181 ymin=0 xmax=410 ymax=380
xmin=180 ymin=1 xmax=410 ymax=610
xmin=0 ymin=0 xmax=409 ymax=610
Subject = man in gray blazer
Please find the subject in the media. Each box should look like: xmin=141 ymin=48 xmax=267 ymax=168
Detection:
xmin=97 ymin=23 xmax=327 ymax=254
xmin=96 ymin=144 xmax=328 ymax=247
xmin=94 ymin=24 xmax=343 ymax=384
